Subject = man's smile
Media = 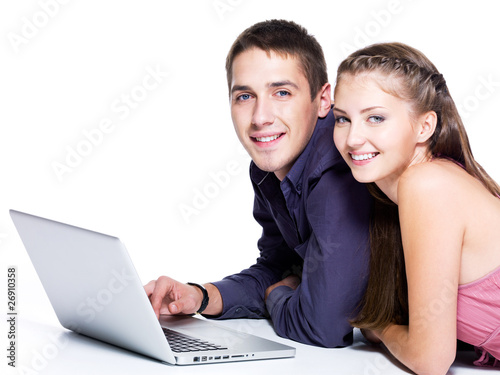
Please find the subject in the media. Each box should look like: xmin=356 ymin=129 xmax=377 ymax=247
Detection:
xmin=251 ymin=133 xmax=285 ymax=146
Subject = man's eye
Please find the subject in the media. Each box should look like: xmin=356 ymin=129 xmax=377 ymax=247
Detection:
xmin=276 ymin=90 xmax=290 ymax=97
xmin=237 ymin=94 xmax=252 ymax=101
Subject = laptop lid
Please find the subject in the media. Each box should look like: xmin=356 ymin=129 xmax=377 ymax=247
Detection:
xmin=9 ymin=210 xmax=295 ymax=365
xmin=10 ymin=209 xmax=178 ymax=364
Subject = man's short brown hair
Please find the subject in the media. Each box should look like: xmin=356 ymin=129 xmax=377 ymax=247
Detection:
xmin=225 ymin=19 xmax=328 ymax=101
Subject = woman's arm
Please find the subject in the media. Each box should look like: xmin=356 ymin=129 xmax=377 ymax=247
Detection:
xmin=377 ymin=163 xmax=464 ymax=375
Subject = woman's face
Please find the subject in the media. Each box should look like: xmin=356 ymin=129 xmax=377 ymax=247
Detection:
xmin=333 ymin=73 xmax=425 ymax=192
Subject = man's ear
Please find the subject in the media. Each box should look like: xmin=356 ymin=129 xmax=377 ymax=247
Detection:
xmin=417 ymin=110 xmax=437 ymax=143
xmin=317 ymin=83 xmax=332 ymax=118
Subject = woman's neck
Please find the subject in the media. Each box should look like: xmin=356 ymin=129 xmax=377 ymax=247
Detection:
xmin=375 ymin=150 xmax=432 ymax=205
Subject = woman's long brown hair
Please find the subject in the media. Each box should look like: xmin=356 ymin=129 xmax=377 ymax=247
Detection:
xmin=335 ymin=42 xmax=500 ymax=330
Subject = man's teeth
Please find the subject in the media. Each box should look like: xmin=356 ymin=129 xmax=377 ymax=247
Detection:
xmin=256 ymin=134 xmax=280 ymax=142
xmin=351 ymin=153 xmax=378 ymax=161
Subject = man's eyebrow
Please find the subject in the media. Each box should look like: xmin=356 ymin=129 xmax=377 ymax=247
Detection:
xmin=269 ymin=80 xmax=299 ymax=89
xmin=231 ymin=85 xmax=251 ymax=94
xmin=231 ymin=80 xmax=299 ymax=94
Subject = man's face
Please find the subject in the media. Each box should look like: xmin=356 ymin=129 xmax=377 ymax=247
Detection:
xmin=230 ymin=48 xmax=329 ymax=180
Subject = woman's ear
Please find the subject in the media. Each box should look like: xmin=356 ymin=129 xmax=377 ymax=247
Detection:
xmin=417 ymin=111 xmax=438 ymax=143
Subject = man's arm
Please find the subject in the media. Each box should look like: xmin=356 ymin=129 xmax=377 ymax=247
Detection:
xmin=210 ymin=197 xmax=303 ymax=319
xmin=205 ymin=164 xmax=304 ymax=319
xmin=265 ymin=169 xmax=371 ymax=347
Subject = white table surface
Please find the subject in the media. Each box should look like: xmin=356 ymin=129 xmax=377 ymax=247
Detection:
xmin=3 ymin=311 xmax=483 ymax=375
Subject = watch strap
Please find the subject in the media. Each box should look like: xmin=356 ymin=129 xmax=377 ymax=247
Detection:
xmin=187 ymin=282 xmax=209 ymax=314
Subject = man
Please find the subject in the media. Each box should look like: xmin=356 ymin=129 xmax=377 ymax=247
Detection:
xmin=145 ymin=19 xmax=372 ymax=348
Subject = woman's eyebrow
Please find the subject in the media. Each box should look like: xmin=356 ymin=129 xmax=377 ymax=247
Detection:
xmin=333 ymin=106 xmax=386 ymax=114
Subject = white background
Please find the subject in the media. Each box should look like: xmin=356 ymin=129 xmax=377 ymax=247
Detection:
xmin=1 ymin=0 xmax=500 ymax=355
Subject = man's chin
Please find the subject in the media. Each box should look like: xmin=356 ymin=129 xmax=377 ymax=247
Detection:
xmin=252 ymin=159 xmax=292 ymax=180
xmin=252 ymin=161 xmax=276 ymax=173
xmin=252 ymin=158 xmax=278 ymax=172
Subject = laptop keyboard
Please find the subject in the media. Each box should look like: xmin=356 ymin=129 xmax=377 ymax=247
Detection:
xmin=163 ymin=328 xmax=228 ymax=353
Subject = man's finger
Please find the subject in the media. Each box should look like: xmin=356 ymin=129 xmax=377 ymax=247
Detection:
xmin=143 ymin=280 xmax=155 ymax=296
xmin=150 ymin=277 xmax=172 ymax=317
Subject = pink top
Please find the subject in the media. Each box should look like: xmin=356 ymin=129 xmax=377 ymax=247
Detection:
xmin=457 ymin=266 xmax=500 ymax=367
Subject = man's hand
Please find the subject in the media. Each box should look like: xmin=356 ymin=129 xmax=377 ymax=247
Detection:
xmin=144 ymin=276 xmax=212 ymax=318
xmin=264 ymin=274 xmax=301 ymax=301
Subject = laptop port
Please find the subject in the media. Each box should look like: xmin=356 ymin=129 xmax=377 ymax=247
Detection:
xmin=202 ymin=356 xmax=207 ymax=362
xmin=214 ymin=356 xmax=221 ymax=360
xmin=193 ymin=357 xmax=200 ymax=363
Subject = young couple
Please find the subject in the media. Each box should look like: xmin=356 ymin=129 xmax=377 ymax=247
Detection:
xmin=145 ymin=20 xmax=500 ymax=373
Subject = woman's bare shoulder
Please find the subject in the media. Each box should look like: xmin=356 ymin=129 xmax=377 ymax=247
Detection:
xmin=400 ymin=159 xmax=458 ymax=188
xmin=398 ymin=159 xmax=469 ymax=206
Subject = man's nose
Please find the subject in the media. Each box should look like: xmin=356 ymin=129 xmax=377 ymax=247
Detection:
xmin=252 ymin=97 xmax=275 ymax=127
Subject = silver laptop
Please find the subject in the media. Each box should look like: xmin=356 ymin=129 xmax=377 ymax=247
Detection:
xmin=9 ymin=209 xmax=295 ymax=365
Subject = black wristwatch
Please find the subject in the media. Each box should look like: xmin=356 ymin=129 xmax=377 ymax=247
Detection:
xmin=187 ymin=282 xmax=209 ymax=314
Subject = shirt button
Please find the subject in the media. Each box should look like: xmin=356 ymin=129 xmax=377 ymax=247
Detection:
xmin=235 ymin=308 xmax=242 ymax=314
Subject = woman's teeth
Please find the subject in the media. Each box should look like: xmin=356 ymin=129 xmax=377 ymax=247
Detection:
xmin=351 ymin=153 xmax=378 ymax=161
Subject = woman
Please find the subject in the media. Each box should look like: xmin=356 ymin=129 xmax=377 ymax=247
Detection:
xmin=332 ymin=42 xmax=500 ymax=374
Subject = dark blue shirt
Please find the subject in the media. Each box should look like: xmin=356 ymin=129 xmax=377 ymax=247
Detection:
xmin=212 ymin=109 xmax=372 ymax=347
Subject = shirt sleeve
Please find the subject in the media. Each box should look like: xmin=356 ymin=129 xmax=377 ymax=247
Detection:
xmin=210 ymin=185 xmax=303 ymax=320
xmin=265 ymin=168 xmax=371 ymax=347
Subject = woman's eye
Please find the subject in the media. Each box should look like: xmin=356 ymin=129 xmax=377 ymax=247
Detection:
xmin=335 ymin=116 xmax=349 ymax=125
xmin=368 ymin=115 xmax=384 ymax=124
